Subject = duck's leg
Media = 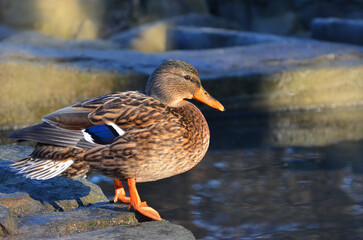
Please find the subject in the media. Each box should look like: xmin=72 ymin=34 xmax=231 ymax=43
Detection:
xmin=113 ymin=179 xmax=131 ymax=203
xmin=127 ymin=178 xmax=162 ymax=221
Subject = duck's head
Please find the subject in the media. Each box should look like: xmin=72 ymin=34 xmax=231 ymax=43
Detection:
xmin=146 ymin=59 xmax=224 ymax=111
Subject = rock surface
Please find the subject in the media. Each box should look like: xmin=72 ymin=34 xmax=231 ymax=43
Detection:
xmin=45 ymin=221 xmax=196 ymax=240
xmin=0 ymin=146 xmax=107 ymax=216
xmin=0 ymin=0 xmax=107 ymax=39
xmin=312 ymin=18 xmax=363 ymax=46
xmin=2 ymin=31 xmax=119 ymax=49
xmin=0 ymin=145 xmax=195 ymax=239
xmin=1 ymin=32 xmax=362 ymax=115
xmin=110 ymin=25 xmax=282 ymax=52
xmin=208 ymin=0 xmax=363 ymax=35
xmin=15 ymin=202 xmax=137 ymax=238
xmin=141 ymin=0 xmax=208 ymax=20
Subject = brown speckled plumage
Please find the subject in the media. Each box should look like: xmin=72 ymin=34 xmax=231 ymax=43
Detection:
xmin=58 ymin=91 xmax=210 ymax=182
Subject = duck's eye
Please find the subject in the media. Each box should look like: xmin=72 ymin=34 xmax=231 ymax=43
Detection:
xmin=184 ymin=75 xmax=191 ymax=80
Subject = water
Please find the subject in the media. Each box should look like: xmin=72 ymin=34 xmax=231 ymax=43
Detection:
xmin=88 ymin=110 xmax=363 ymax=240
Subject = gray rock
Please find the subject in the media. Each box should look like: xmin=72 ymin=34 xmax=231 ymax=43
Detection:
xmin=0 ymin=144 xmax=108 ymax=237
xmin=0 ymin=24 xmax=16 ymax=40
xmin=143 ymin=0 xmax=208 ymax=20
xmin=311 ymin=18 xmax=363 ymax=46
xmin=0 ymin=205 xmax=17 ymax=236
xmin=0 ymin=31 xmax=362 ymax=112
xmin=251 ymin=11 xmax=298 ymax=35
xmin=110 ymin=25 xmax=284 ymax=52
xmin=47 ymin=221 xmax=196 ymax=240
xmin=0 ymin=0 xmax=107 ymax=39
xmin=0 ymin=145 xmax=108 ymax=216
xmin=210 ymin=0 xmax=250 ymax=30
xmin=16 ymin=203 xmax=137 ymax=239
xmin=109 ymin=14 xmax=246 ymax=52
xmin=157 ymin=13 xmax=242 ymax=29
xmin=2 ymin=31 xmax=119 ymax=49
xmin=208 ymin=0 xmax=363 ymax=35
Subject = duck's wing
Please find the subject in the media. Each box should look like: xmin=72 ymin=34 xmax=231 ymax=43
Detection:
xmin=9 ymin=92 xmax=167 ymax=149
xmin=43 ymin=92 xmax=121 ymax=130
xmin=9 ymin=93 xmax=120 ymax=149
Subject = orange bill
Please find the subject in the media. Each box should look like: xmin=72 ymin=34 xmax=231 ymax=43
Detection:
xmin=193 ymin=87 xmax=225 ymax=111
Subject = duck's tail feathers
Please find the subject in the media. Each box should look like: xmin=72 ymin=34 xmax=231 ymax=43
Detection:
xmin=11 ymin=157 xmax=74 ymax=180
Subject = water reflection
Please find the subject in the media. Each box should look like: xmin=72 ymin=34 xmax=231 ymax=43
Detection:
xmin=91 ymin=142 xmax=363 ymax=239
xmin=205 ymin=106 xmax=363 ymax=148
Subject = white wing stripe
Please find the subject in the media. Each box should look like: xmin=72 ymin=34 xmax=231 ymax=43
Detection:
xmin=82 ymin=129 xmax=95 ymax=143
xmin=107 ymin=122 xmax=125 ymax=136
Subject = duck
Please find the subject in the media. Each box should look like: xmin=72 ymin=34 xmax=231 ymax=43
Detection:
xmin=9 ymin=59 xmax=224 ymax=221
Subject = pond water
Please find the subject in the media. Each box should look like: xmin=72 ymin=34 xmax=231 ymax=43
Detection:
xmin=89 ymin=110 xmax=363 ymax=240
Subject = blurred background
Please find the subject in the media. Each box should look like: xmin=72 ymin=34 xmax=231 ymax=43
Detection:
xmin=0 ymin=0 xmax=363 ymax=239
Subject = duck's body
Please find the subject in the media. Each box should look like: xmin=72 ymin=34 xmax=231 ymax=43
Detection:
xmin=10 ymin=60 xmax=224 ymax=221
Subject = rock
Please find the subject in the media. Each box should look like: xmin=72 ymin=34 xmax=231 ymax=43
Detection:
xmin=0 ymin=61 xmax=146 ymax=129
xmin=0 ymin=0 xmax=107 ymax=39
xmin=16 ymin=203 xmax=137 ymax=239
xmin=2 ymin=31 xmax=119 ymax=49
xmin=311 ymin=18 xmax=363 ymax=46
xmin=251 ymin=11 xmax=298 ymax=35
xmin=2 ymin=0 xmax=362 ymax=40
xmin=0 ymin=205 xmax=17 ymax=236
xmin=156 ymin=13 xmax=242 ymax=29
xmin=111 ymin=25 xmax=282 ymax=52
xmin=0 ymin=0 xmax=210 ymax=39
xmin=0 ymin=145 xmax=108 ymax=217
xmin=0 ymin=144 xmax=108 ymax=236
xmin=50 ymin=221 xmax=196 ymax=240
xmin=110 ymin=14 xmax=244 ymax=52
xmin=143 ymin=0 xmax=208 ymax=20
xmin=208 ymin=0 xmax=296 ymax=33
xmin=0 ymin=24 xmax=16 ymax=40
xmin=113 ymin=25 xmax=285 ymax=52
xmin=298 ymin=1 xmax=363 ymax=29
xmin=0 ymin=145 xmax=195 ymax=239
xmin=1 ymin=33 xmax=362 ymax=110
xmin=208 ymin=0 xmax=251 ymax=30
xmin=207 ymin=0 xmax=363 ymax=35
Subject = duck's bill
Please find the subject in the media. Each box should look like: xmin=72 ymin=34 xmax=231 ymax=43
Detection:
xmin=193 ymin=87 xmax=225 ymax=111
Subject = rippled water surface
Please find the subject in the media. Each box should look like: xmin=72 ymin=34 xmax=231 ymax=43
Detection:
xmin=90 ymin=110 xmax=363 ymax=240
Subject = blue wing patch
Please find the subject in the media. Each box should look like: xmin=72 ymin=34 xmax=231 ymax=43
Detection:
xmin=83 ymin=124 xmax=121 ymax=144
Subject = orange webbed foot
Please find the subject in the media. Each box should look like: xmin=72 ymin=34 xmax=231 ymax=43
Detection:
xmin=113 ymin=179 xmax=131 ymax=204
xmin=127 ymin=178 xmax=162 ymax=221
xmin=130 ymin=201 xmax=162 ymax=221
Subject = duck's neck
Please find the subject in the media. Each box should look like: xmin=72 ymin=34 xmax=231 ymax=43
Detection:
xmin=147 ymin=90 xmax=187 ymax=108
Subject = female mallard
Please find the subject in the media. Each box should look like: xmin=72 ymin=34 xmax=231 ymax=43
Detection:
xmin=10 ymin=59 xmax=224 ymax=221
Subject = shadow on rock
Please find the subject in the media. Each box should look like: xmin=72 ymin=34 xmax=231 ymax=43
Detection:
xmin=0 ymin=145 xmax=107 ymax=216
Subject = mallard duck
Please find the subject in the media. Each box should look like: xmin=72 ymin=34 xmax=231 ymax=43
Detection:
xmin=10 ymin=59 xmax=224 ymax=221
